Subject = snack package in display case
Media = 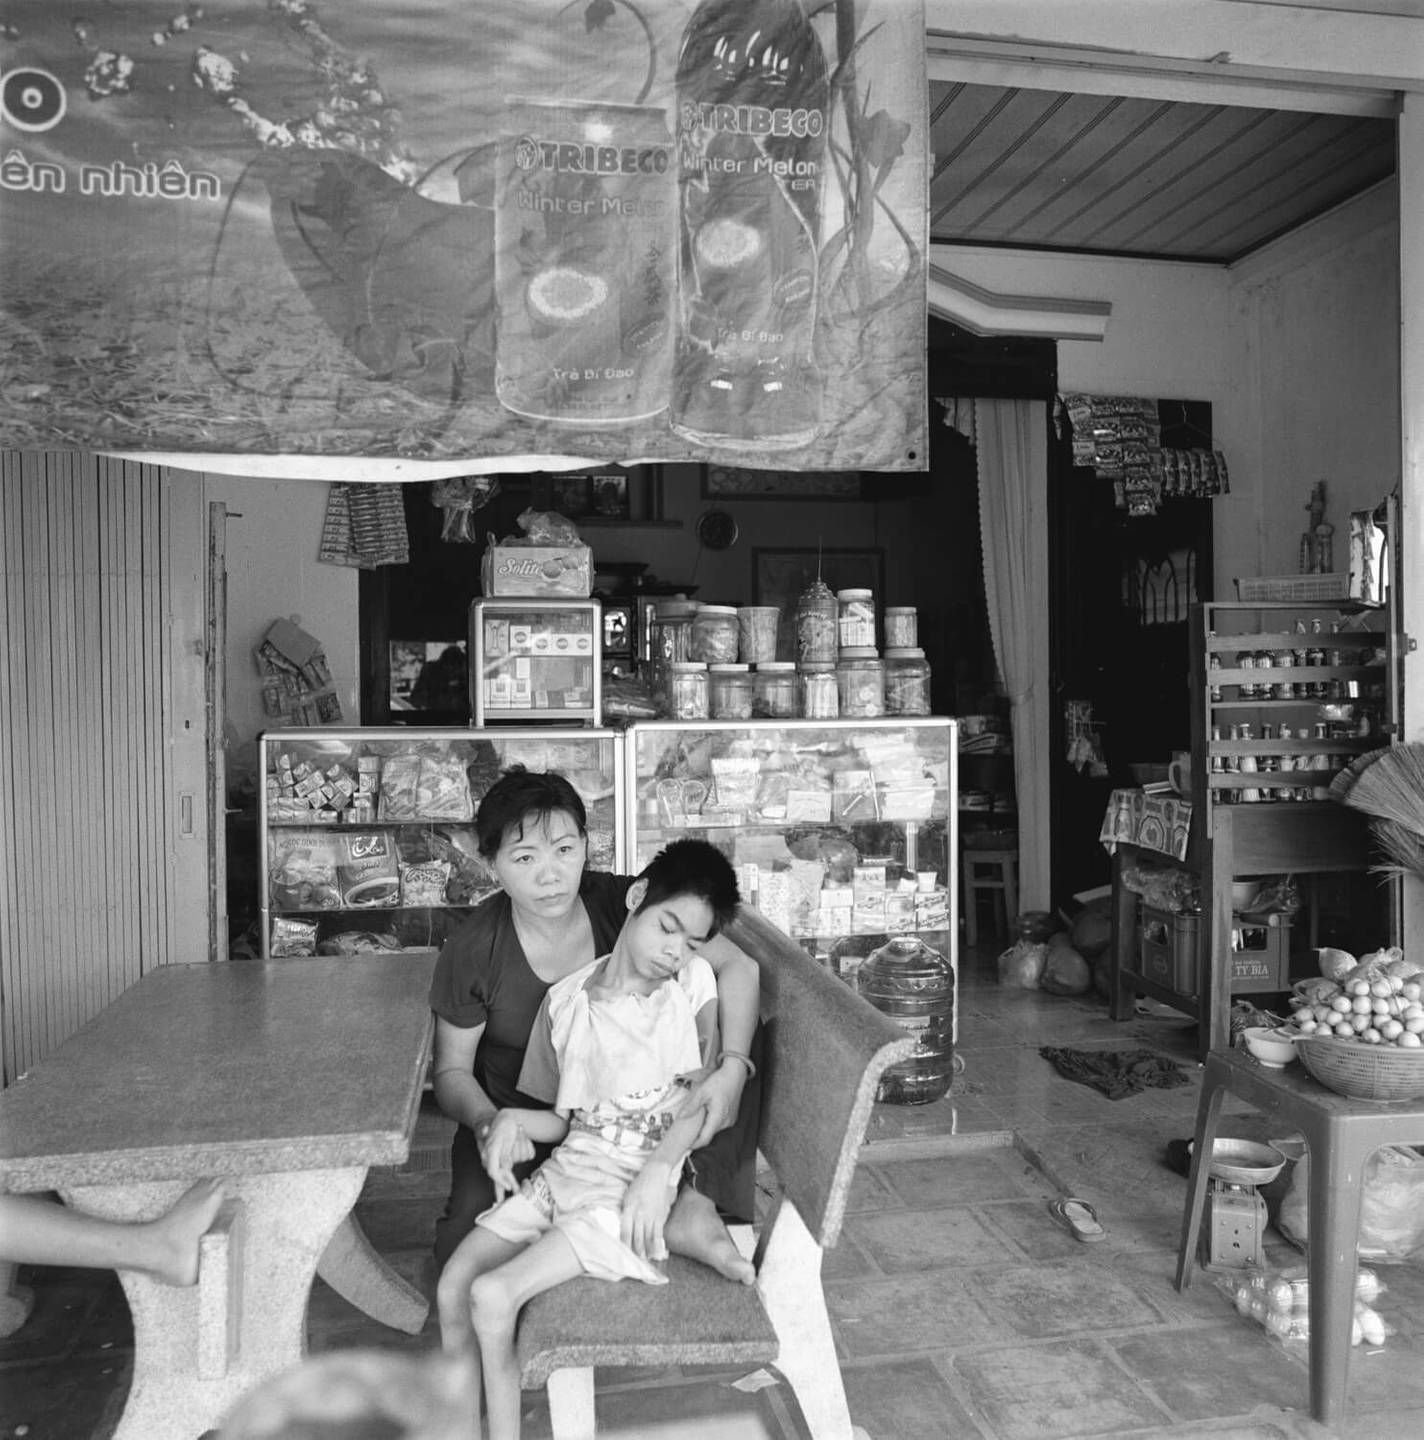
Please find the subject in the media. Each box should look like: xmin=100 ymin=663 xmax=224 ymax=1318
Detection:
xmin=470 ymin=598 xmax=602 ymax=726
xmin=260 ymin=727 xmax=622 ymax=959
xmin=626 ymin=718 xmax=957 ymax=965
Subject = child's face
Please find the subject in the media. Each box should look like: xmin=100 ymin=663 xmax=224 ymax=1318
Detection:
xmin=491 ymin=809 xmax=587 ymax=916
xmin=622 ymin=890 xmax=716 ymax=986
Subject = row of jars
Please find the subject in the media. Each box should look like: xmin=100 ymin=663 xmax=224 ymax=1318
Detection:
xmin=1209 ymin=721 xmax=1336 ymax=802
xmin=794 ymin=580 xmax=918 ymax=663
xmin=667 ymin=651 xmax=932 ymax=722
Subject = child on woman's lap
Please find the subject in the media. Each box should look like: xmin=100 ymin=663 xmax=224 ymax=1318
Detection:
xmin=436 ymin=838 xmax=754 ymax=1439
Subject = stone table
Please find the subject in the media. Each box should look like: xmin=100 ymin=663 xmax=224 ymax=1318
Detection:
xmin=0 ymin=953 xmax=435 ymax=1440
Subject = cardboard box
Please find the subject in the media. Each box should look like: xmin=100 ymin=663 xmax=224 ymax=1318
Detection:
xmin=482 ymin=543 xmax=593 ymax=597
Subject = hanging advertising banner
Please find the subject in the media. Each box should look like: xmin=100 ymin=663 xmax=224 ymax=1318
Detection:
xmin=0 ymin=0 xmax=927 ymax=470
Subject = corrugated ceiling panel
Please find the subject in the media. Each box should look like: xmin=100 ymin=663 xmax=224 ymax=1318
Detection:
xmin=928 ymin=80 xmax=1398 ymax=262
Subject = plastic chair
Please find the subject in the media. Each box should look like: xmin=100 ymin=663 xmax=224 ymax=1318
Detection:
xmin=961 ymin=848 xmax=1018 ymax=945
xmin=1176 ymin=1046 xmax=1424 ymax=1427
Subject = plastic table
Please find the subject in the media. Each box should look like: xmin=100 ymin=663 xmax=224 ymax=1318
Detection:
xmin=1175 ymin=1045 xmax=1424 ymax=1427
xmin=0 ymin=954 xmax=435 ymax=1440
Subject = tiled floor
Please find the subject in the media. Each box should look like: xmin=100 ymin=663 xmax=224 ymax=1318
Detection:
xmin=7 ymin=942 xmax=1424 ymax=1438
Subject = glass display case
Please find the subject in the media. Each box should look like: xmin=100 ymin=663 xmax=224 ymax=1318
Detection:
xmin=624 ymin=718 xmax=958 ymax=984
xmin=258 ymin=727 xmax=622 ymax=960
xmin=468 ymin=598 xmax=602 ymax=726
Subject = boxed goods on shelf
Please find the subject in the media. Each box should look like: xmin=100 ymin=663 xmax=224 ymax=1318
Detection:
xmin=481 ymin=542 xmax=592 ymax=597
xmin=1137 ymin=902 xmax=1290 ymax=996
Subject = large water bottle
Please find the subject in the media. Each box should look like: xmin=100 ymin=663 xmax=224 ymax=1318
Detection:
xmin=672 ymin=0 xmax=827 ymax=449
xmin=857 ymin=935 xmax=956 ymax=1105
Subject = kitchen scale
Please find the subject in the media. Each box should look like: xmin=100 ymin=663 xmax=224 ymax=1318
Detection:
xmin=1198 ymin=1139 xmax=1287 ymax=1272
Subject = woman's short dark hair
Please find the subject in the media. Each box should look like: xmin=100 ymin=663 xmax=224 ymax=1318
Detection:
xmin=475 ymin=765 xmax=587 ymax=860
xmin=635 ymin=838 xmax=740 ymax=935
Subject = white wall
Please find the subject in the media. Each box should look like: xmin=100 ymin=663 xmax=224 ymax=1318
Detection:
xmin=933 ymin=194 xmax=1399 ymax=597
xmin=201 ymin=475 xmax=361 ymax=784
xmin=1225 ymin=184 xmax=1401 ymax=584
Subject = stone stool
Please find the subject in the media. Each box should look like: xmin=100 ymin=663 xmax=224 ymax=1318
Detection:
xmin=961 ymin=848 xmax=1018 ymax=946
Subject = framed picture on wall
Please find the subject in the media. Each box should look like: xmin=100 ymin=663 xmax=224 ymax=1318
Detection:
xmin=704 ymin=466 xmax=862 ymax=500
xmin=753 ymin=547 xmax=885 ymax=660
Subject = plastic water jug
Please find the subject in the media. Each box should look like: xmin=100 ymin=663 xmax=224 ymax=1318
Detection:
xmin=857 ymin=935 xmax=955 ymax=1105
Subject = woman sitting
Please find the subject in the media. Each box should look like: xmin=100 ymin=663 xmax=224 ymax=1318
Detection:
xmin=428 ymin=766 xmax=760 ymax=1282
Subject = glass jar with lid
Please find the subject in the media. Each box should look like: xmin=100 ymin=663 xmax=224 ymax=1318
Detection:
xmin=795 ymin=578 xmax=839 ymax=664
xmin=752 ymin=661 xmax=798 ymax=719
xmin=884 ymin=647 xmax=931 ymax=715
xmin=884 ymin=606 xmax=918 ymax=649
xmin=836 ymin=647 xmax=884 ymax=718
xmin=800 ymin=662 xmax=838 ymax=718
xmin=836 ymin=588 xmax=876 ymax=649
xmin=691 ymin=604 xmax=740 ymax=664
xmin=649 ymin=599 xmax=700 ymax=704
xmin=708 ymin=662 xmax=754 ymax=719
xmin=667 ymin=661 xmax=709 ymax=720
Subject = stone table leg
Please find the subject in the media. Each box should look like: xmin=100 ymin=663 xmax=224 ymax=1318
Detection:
xmin=0 ymin=1260 xmax=35 ymax=1338
xmin=317 ymin=1212 xmax=429 ymax=1334
xmin=63 ymin=1167 xmax=365 ymax=1440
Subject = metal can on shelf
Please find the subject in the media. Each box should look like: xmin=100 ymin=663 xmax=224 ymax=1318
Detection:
xmin=883 ymin=647 xmax=930 ymax=715
xmin=836 ymin=588 xmax=876 ymax=649
xmin=836 ymin=647 xmax=884 ymax=718
xmin=708 ymin=662 xmax=754 ymax=719
xmin=801 ymin=663 xmax=839 ymax=718
xmin=692 ymin=605 xmax=740 ymax=664
xmin=668 ymin=661 xmax=709 ymax=719
xmin=752 ymin=661 xmax=798 ymax=719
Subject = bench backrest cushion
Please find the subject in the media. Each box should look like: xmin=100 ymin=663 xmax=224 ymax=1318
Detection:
xmin=724 ymin=907 xmax=916 ymax=1250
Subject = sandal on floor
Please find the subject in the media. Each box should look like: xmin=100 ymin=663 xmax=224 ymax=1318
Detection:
xmin=1047 ymin=1197 xmax=1106 ymax=1243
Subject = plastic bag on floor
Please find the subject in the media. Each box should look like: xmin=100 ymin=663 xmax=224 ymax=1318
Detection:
xmin=1217 ymin=1263 xmax=1390 ymax=1348
xmin=1277 ymin=1141 xmax=1424 ymax=1261
xmin=997 ymin=938 xmax=1047 ymax=989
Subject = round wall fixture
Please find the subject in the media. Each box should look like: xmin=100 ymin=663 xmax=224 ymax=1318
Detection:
xmin=695 ymin=509 xmax=739 ymax=551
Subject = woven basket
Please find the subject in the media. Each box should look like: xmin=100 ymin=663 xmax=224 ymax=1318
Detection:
xmin=1297 ymin=1034 xmax=1424 ymax=1102
xmin=1235 ymin=573 xmax=1349 ymax=603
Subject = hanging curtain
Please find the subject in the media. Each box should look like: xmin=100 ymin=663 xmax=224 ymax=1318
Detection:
xmin=974 ymin=399 xmax=1051 ymax=912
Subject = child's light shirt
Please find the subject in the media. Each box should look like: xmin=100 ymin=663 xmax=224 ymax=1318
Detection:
xmin=518 ymin=954 xmax=716 ymax=1121
xmin=483 ymin=954 xmax=718 ymax=1284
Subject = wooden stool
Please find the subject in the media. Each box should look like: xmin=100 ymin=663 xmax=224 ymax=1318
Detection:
xmin=961 ymin=848 xmax=1018 ymax=946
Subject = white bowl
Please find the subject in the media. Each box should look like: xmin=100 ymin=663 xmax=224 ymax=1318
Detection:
xmin=1207 ymin=1137 xmax=1288 ymax=1187
xmin=1242 ymin=1025 xmax=1299 ymax=1068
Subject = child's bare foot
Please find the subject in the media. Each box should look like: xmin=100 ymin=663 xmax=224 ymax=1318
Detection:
xmin=665 ymin=1191 xmax=756 ymax=1285
xmin=143 ymin=1178 xmax=227 ymax=1286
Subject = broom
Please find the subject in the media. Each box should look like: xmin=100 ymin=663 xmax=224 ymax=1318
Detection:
xmin=1369 ymin=817 xmax=1424 ymax=881
xmin=1332 ymin=743 xmax=1424 ymax=831
xmin=1329 ymin=742 xmax=1424 ymax=881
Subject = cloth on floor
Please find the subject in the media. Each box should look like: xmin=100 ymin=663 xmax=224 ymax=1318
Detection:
xmin=1039 ymin=1046 xmax=1190 ymax=1100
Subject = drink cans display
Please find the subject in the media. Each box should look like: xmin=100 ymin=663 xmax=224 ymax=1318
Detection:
xmin=495 ymin=100 xmax=675 ymax=424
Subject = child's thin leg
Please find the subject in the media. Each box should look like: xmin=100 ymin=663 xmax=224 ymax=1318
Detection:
xmin=436 ymin=1225 xmax=524 ymax=1356
xmin=470 ymin=1229 xmax=582 ymax=1440
xmin=0 ymin=1181 xmax=226 ymax=1286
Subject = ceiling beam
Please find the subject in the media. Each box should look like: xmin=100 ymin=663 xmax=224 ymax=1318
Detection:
xmin=924 ymin=1 xmax=1424 ymax=91
xmin=927 ymin=265 xmax=1113 ymax=341
xmin=926 ymin=41 xmax=1399 ymax=116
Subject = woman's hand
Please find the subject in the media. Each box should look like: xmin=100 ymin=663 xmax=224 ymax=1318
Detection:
xmin=620 ymin=1160 xmax=676 ymax=1261
xmin=679 ymin=1060 xmax=745 ymax=1151
xmin=477 ymin=1111 xmax=534 ymax=1201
